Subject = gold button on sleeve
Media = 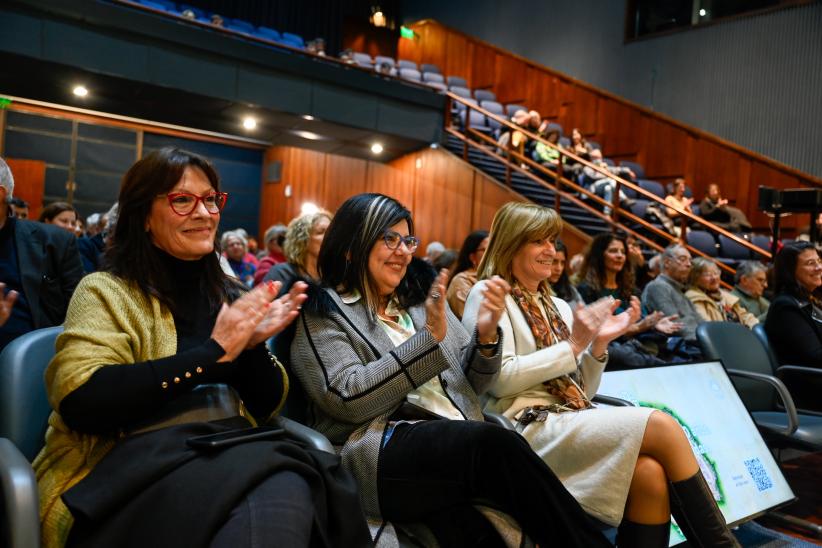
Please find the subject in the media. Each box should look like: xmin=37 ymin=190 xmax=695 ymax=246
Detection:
xmin=185 ymin=371 xmax=192 ymax=378
xmin=161 ymin=381 xmax=168 ymax=389
xmin=196 ymin=366 xmax=203 ymax=374
xmin=173 ymin=377 xmax=181 ymax=384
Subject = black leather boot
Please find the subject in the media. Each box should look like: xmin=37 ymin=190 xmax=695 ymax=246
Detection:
xmin=616 ymin=519 xmax=670 ymax=547
xmin=669 ymin=471 xmax=740 ymax=547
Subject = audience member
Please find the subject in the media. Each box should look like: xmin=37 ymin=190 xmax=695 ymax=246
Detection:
xmin=253 ymin=223 xmax=288 ymax=285
xmin=232 ymin=228 xmax=259 ymax=267
xmin=247 ymin=236 xmax=259 ymax=256
xmin=532 ymin=124 xmax=563 ymax=170
xmin=765 ymin=241 xmax=822 ymax=368
xmin=263 ymin=209 xmax=331 ymax=293
xmin=210 ymin=13 xmax=224 ymax=26
xmin=9 ymin=196 xmax=28 ymax=219
xmin=446 ymin=229 xmax=489 ymax=319
xmin=432 ymin=247 xmax=456 ymax=271
xmin=641 ymin=244 xmax=702 ymax=340
xmin=0 ymin=282 xmax=18 ymax=327
xmin=85 ymin=213 xmax=102 ymax=237
xmin=664 ymin=178 xmax=693 ymax=219
xmin=292 ymin=193 xmax=612 ymax=547
xmin=563 ymin=128 xmax=594 ymax=177
xmin=0 ymin=157 xmax=83 ymax=352
xmin=626 ymin=234 xmax=653 ymax=288
xmin=222 ymin=230 xmax=256 ymax=287
xmin=582 ymin=149 xmax=636 ymax=214
xmin=568 ymin=252 xmax=584 ymax=277
xmin=575 ymin=233 xmax=682 ymax=366
xmin=33 ymin=148 xmax=371 ymax=547
xmin=77 ymin=203 xmax=116 ymax=273
xmin=699 ymin=183 xmax=752 ymax=232
xmin=39 ymin=201 xmax=79 ymax=235
xmin=548 ymin=239 xmax=583 ymax=308
xmin=647 ymin=253 xmax=662 ymax=280
xmin=463 ymin=202 xmax=737 ymax=547
xmin=732 ymin=261 xmax=770 ymax=321
xmin=424 ymin=240 xmax=445 ymax=264
xmin=685 ymin=257 xmax=758 ymax=327
xmin=73 ymin=218 xmax=85 ymax=238
xmin=497 ymin=109 xmax=534 ymax=162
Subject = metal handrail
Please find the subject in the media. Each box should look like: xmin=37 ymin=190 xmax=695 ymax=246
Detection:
xmin=448 ymin=92 xmax=772 ymax=262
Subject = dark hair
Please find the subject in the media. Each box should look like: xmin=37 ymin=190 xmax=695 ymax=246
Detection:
xmin=578 ymin=232 xmax=635 ymax=302
xmin=550 ymin=240 xmax=577 ymax=302
xmin=39 ymin=201 xmax=77 ymax=223
xmin=453 ymin=229 xmax=489 ymax=278
xmin=103 ymin=147 xmax=238 ymax=314
xmin=10 ymin=197 xmax=28 ymax=208
xmin=434 ymin=249 xmax=458 ymax=273
xmin=318 ymin=193 xmax=429 ymax=313
xmin=773 ymin=241 xmax=820 ymax=301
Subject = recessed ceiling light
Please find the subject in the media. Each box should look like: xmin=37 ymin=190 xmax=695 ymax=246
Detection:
xmin=302 ymin=114 xmax=315 ymax=121
xmin=293 ymin=130 xmax=324 ymax=140
xmin=371 ymin=143 xmax=384 ymax=154
xmin=699 ymin=8 xmax=707 ymax=16
xmin=73 ymin=86 xmax=88 ymax=97
xmin=242 ymin=117 xmax=257 ymax=130
xmin=301 ymin=202 xmax=319 ymax=215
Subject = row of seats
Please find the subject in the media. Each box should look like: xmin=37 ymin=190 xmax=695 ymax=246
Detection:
xmin=133 ymin=0 xmax=306 ymax=48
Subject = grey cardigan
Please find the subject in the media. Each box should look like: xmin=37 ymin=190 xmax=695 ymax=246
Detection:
xmin=291 ymin=287 xmax=502 ymax=545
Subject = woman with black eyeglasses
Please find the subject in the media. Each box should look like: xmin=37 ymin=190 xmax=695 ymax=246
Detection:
xmin=291 ymin=193 xmax=612 ymax=547
xmin=34 ymin=148 xmax=371 ymax=548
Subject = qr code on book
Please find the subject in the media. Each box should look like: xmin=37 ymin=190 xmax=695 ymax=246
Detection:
xmin=744 ymin=457 xmax=773 ymax=492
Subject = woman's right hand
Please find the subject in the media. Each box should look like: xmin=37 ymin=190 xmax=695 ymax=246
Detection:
xmin=424 ymin=269 xmax=450 ymax=342
xmin=0 ymin=283 xmax=17 ymax=327
xmin=212 ymin=281 xmax=280 ymax=362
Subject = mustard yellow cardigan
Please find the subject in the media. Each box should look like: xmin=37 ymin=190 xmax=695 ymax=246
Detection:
xmin=32 ymin=272 xmax=286 ymax=547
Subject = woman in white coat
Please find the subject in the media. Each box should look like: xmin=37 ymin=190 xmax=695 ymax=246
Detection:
xmin=462 ymin=201 xmax=739 ymax=548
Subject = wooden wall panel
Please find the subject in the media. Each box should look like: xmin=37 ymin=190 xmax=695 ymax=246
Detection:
xmin=638 ymin=118 xmax=690 ymax=179
xmin=597 ymin=98 xmax=642 ymax=158
xmin=559 ymin=84 xmax=598 ymax=136
xmin=419 ymin=23 xmax=447 ymax=70
xmin=691 ymin=140 xmax=747 ymax=205
xmin=471 ymin=173 xmax=525 ymax=230
xmin=443 ymin=33 xmax=472 ymax=81
xmin=525 ymin=69 xmax=560 ymax=119
xmin=493 ymin=55 xmax=529 ymax=104
xmin=471 ymin=43 xmax=497 ymax=90
xmin=5 ymin=158 xmax=46 ymax=219
xmin=260 ymin=148 xmax=289 ymax=235
xmin=366 ymin=157 xmax=416 ymax=207
xmin=323 ymin=154 xmax=367 ymax=211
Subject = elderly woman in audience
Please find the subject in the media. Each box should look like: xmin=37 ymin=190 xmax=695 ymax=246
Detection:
xmin=548 ymin=239 xmax=583 ymax=308
xmin=732 ymin=260 xmax=771 ymax=322
xmin=446 ymin=229 xmax=489 ymax=319
xmin=685 ymin=257 xmax=758 ymax=327
xmin=699 ymin=183 xmax=752 ymax=232
xmin=291 ymin=193 xmax=612 ymax=548
xmin=33 ymin=147 xmax=371 ymax=548
xmin=765 ymin=241 xmax=822 ymax=368
xmin=222 ymin=230 xmax=256 ymax=286
xmin=263 ymin=209 xmax=331 ymax=293
xmin=253 ymin=223 xmax=287 ymax=285
xmin=463 ymin=202 xmax=739 ymax=548
xmin=39 ymin=202 xmax=79 ymax=235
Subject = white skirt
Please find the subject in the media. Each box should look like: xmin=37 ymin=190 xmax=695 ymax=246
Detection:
xmin=520 ymin=405 xmax=655 ymax=527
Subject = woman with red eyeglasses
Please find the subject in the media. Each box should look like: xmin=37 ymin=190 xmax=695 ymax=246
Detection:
xmin=33 ymin=148 xmax=372 ymax=548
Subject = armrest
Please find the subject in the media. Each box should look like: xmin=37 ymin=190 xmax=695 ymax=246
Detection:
xmin=592 ymin=394 xmax=635 ymax=407
xmin=483 ymin=411 xmax=515 ymax=431
xmin=775 ymin=365 xmax=822 ymax=415
xmin=272 ymin=416 xmax=335 ymax=454
xmin=776 ymin=365 xmax=822 ymax=378
xmin=726 ymin=369 xmax=799 ymax=436
xmin=0 ymin=438 xmax=40 ymax=548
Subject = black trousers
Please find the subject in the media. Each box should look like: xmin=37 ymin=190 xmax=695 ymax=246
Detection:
xmin=377 ymin=419 xmax=611 ymax=548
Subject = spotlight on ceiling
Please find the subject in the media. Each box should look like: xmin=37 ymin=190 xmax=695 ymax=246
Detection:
xmin=371 ymin=142 xmax=384 ymax=154
xmin=242 ymin=117 xmax=257 ymax=130
xmin=301 ymin=202 xmax=319 ymax=215
xmin=72 ymin=85 xmax=88 ymax=97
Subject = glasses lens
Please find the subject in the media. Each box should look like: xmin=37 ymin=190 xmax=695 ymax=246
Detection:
xmin=384 ymin=231 xmax=401 ymax=249
xmin=404 ymin=236 xmax=419 ymax=252
xmin=170 ymin=194 xmax=196 ymax=215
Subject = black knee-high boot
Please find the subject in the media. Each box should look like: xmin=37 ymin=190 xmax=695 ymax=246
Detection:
xmin=616 ymin=520 xmax=670 ymax=548
xmin=669 ymin=471 xmax=740 ymax=547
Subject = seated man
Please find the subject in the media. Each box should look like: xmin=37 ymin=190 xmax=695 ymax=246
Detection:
xmin=731 ymin=260 xmax=770 ymax=322
xmin=699 ymin=183 xmax=752 ymax=232
xmin=0 ymin=157 xmax=83 ymax=351
xmin=641 ymin=244 xmax=702 ymax=341
xmin=582 ymin=149 xmax=635 ymax=214
xmin=9 ymin=196 xmax=28 ymax=219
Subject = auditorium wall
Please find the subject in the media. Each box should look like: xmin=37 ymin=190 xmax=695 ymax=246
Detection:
xmin=399 ymin=0 xmax=822 ymax=179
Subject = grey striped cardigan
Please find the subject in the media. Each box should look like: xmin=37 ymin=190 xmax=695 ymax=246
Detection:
xmin=291 ymin=286 xmax=502 ymax=546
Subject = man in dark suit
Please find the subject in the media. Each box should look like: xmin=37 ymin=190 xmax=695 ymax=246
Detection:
xmin=0 ymin=157 xmax=84 ymax=351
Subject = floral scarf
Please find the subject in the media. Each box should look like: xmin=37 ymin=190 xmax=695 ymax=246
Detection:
xmin=511 ymin=283 xmax=592 ymax=412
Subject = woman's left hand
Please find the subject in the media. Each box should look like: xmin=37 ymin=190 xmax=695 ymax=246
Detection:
xmin=475 ymin=276 xmax=511 ymax=345
xmin=246 ymin=281 xmax=308 ymax=348
xmin=595 ymin=296 xmax=641 ymax=344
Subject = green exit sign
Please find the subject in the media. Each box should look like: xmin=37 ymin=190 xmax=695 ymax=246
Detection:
xmin=0 ymin=98 xmax=11 ymax=109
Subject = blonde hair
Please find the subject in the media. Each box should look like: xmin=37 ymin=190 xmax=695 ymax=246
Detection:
xmin=283 ymin=210 xmax=332 ymax=272
xmin=478 ymin=202 xmax=563 ymax=292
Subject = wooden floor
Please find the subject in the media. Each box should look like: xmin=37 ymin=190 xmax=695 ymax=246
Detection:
xmin=757 ymin=451 xmax=822 ymax=544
